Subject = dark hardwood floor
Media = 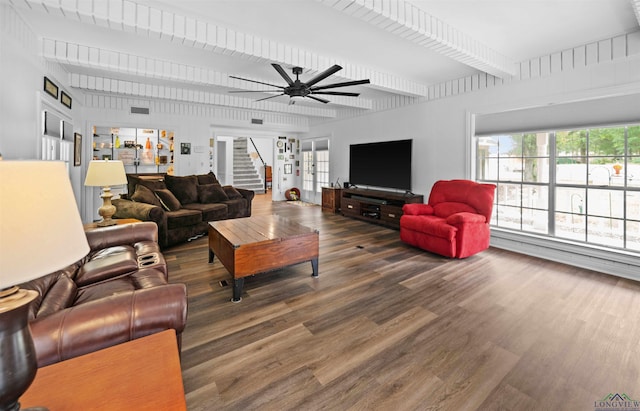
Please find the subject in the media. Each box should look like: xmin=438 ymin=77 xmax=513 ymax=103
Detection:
xmin=165 ymin=193 xmax=640 ymax=410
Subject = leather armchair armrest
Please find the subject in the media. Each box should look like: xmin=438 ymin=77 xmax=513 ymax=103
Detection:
xmin=85 ymin=221 xmax=160 ymax=251
xmin=446 ymin=212 xmax=487 ymax=226
xmin=31 ymin=283 xmax=188 ymax=367
xmin=402 ymin=203 xmax=434 ymax=216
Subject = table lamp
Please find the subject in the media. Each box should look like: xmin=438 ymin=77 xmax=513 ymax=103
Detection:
xmin=0 ymin=161 xmax=90 ymax=411
xmin=84 ymin=160 xmax=127 ymax=226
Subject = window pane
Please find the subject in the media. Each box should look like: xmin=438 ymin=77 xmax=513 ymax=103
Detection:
xmin=496 ymin=205 xmax=521 ymax=229
xmin=628 ymin=126 xmax=640 ymax=156
xmin=496 ymin=183 xmax=521 ymax=207
xmin=555 ymin=212 xmax=585 ymax=241
xmin=498 ymin=134 xmax=521 ymax=157
xmin=555 ymin=187 xmax=585 ymax=214
xmin=522 ymin=185 xmax=548 ymax=210
xmin=556 ymin=129 xmax=587 ymax=156
xmin=587 ymin=189 xmax=624 ymax=218
xmin=523 ymin=133 xmax=550 ymax=156
xmin=589 ymin=127 xmax=625 ymax=157
xmin=627 ymin=191 xmax=640 ymax=221
xmin=523 ymin=158 xmax=549 ymax=183
xmin=587 ymin=216 xmax=624 ymax=248
xmin=522 ymin=208 xmax=548 ymax=234
xmin=629 ymin=157 xmax=640 ymax=188
xmin=627 ymin=221 xmax=640 ymax=251
xmin=477 ymin=157 xmax=498 ymax=180
xmin=588 ymin=157 xmax=618 ymax=186
xmin=556 ymin=158 xmax=587 ymax=184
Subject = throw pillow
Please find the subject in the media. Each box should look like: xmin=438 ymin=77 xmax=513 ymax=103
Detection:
xmin=130 ymin=184 xmax=162 ymax=207
xmin=164 ymin=174 xmax=198 ymax=205
xmin=154 ymin=189 xmax=182 ymax=211
xmin=223 ymin=185 xmax=243 ymax=199
xmin=197 ymin=184 xmax=229 ymax=203
xmin=196 ymin=171 xmax=220 ymax=185
xmin=126 ymin=175 xmax=165 ymax=197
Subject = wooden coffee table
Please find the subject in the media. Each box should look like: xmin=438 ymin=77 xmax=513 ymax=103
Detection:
xmin=208 ymin=215 xmax=319 ymax=302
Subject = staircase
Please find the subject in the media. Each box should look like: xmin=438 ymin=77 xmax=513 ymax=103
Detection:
xmin=233 ymin=138 xmax=265 ymax=194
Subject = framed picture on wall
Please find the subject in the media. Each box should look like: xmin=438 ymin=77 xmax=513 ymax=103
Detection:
xmin=61 ymin=91 xmax=72 ymax=109
xmin=284 ymin=163 xmax=292 ymax=174
xmin=181 ymin=143 xmax=191 ymax=155
xmin=73 ymin=133 xmax=82 ymax=166
xmin=43 ymin=77 xmax=58 ymax=99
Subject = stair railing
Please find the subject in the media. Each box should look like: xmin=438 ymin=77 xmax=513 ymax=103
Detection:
xmin=249 ymin=138 xmax=269 ymax=191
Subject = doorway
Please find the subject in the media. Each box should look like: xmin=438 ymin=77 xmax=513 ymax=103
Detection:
xmin=301 ymin=138 xmax=330 ymax=204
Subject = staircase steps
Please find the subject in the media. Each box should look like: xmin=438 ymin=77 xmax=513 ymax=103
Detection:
xmin=232 ymin=138 xmax=265 ymax=193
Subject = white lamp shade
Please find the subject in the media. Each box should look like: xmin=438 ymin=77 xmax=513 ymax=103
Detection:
xmin=84 ymin=160 xmax=127 ymax=187
xmin=0 ymin=161 xmax=90 ymax=289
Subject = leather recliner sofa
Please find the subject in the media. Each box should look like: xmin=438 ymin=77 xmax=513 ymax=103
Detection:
xmin=20 ymin=222 xmax=188 ymax=367
xmin=400 ymin=179 xmax=497 ymax=258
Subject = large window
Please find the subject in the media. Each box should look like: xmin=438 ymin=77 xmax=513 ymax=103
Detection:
xmin=476 ymin=124 xmax=640 ymax=253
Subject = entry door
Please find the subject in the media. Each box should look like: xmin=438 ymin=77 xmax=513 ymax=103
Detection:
xmin=301 ymin=138 xmax=330 ymax=204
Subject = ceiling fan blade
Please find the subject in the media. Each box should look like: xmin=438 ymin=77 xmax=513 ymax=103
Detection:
xmin=310 ymin=79 xmax=370 ymax=91
xmin=311 ymin=91 xmax=360 ymax=97
xmin=271 ymin=64 xmax=294 ymax=86
xmin=255 ymin=94 xmax=285 ymax=102
xmin=229 ymin=75 xmax=284 ymax=89
xmin=306 ymin=95 xmax=330 ymax=104
xmin=228 ymin=90 xmax=283 ymax=93
xmin=304 ymin=65 xmax=343 ymax=88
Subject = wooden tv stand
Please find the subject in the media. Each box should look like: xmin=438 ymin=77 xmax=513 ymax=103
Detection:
xmin=341 ymin=188 xmax=423 ymax=229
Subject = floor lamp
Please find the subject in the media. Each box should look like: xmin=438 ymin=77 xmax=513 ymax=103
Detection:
xmin=84 ymin=160 xmax=127 ymax=226
xmin=0 ymin=161 xmax=90 ymax=411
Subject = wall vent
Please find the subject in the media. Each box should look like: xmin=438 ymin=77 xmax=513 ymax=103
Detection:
xmin=131 ymin=106 xmax=150 ymax=115
xmin=251 ymin=118 xmax=263 ymax=125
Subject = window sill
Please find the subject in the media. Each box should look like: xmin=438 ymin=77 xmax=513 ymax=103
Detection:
xmin=490 ymin=228 xmax=640 ymax=281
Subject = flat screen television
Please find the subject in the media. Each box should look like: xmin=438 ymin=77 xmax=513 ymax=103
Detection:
xmin=349 ymin=139 xmax=412 ymax=191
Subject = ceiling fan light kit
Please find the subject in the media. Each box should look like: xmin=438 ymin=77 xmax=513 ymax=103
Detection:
xmin=229 ymin=64 xmax=370 ymax=104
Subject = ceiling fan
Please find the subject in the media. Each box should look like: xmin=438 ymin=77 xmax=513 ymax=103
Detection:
xmin=229 ymin=63 xmax=370 ymax=104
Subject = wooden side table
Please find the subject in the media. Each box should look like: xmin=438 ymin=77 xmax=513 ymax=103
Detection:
xmin=84 ymin=218 xmax=141 ymax=231
xmin=20 ymin=330 xmax=186 ymax=411
xmin=321 ymin=187 xmax=342 ymax=213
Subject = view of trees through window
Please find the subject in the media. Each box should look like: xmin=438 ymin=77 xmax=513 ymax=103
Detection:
xmin=476 ymin=124 xmax=640 ymax=252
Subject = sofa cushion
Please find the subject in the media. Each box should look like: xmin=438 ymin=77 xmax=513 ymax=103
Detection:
xmin=130 ymin=184 xmax=162 ymax=207
xmin=164 ymin=174 xmax=198 ymax=204
xmin=183 ymin=202 xmax=228 ymax=221
xmin=127 ymin=174 xmax=166 ymax=198
xmin=154 ymin=188 xmax=182 ymax=211
xmin=401 ymin=215 xmax=457 ymax=240
xmin=222 ymin=199 xmax=247 ymax=218
xmin=197 ymin=183 xmax=229 ymax=203
xmin=196 ymin=171 xmax=219 ymax=185
xmin=433 ymin=202 xmax=477 ymax=218
xmin=165 ymin=208 xmax=203 ymax=230
xmin=223 ymin=185 xmax=243 ymax=199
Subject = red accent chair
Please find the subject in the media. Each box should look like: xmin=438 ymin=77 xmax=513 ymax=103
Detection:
xmin=400 ymin=179 xmax=496 ymax=258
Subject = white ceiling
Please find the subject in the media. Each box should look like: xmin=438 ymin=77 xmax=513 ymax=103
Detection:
xmin=8 ymin=0 xmax=640 ymax=118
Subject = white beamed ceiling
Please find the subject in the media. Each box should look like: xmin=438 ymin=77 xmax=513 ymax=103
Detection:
xmin=7 ymin=0 xmax=640 ymax=121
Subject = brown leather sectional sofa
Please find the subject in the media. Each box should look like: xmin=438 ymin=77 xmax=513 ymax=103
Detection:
xmin=20 ymin=222 xmax=188 ymax=367
xmin=113 ymin=172 xmax=255 ymax=248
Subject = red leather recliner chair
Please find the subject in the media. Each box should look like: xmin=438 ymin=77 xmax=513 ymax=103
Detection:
xmin=400 ymin=179 xmax=496 ymax=258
